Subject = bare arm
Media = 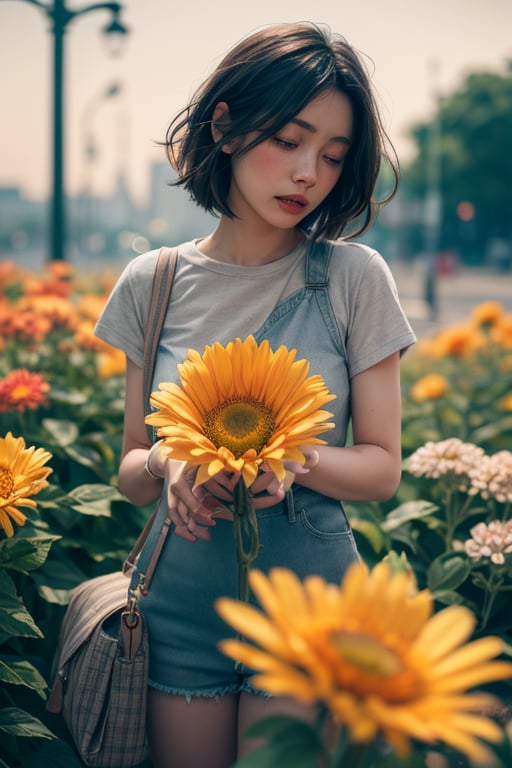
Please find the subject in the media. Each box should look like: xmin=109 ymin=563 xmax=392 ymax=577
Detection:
xmin=118 ymin=358 xmax=163 ymax=506
xmin=293 ymin=352 xmax=403 ymax=501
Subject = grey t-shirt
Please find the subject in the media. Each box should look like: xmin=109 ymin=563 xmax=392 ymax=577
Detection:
xmin=94 ymin=238 xmax=416 ymax=391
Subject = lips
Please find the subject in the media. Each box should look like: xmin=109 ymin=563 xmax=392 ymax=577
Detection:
xmin=276 ymin=195 xmax=308 ymax=213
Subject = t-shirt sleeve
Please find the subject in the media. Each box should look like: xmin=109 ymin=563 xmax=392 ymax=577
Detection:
xmin=343 ymin=248 xmax=417 ymax=378
xmin=94 ymin=249 xmax=160 ymax=367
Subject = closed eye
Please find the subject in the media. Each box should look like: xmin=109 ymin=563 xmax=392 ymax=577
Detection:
xmin=324 ymin=155 xmax=343 ymax=166
xmin=274 ymin=137 xmax=297 ymax=149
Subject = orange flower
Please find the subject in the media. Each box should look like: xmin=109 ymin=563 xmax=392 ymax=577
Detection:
xmin=471 ymin=301 xmax=504 ymax=328
xmin=98 ymin=347 xmax=126 ymax=378
xmin=430 ymin=324 xmax=487 ymax=358
xmin=410 ymin=373 xmax=448 ymax=402
xmin=499 ymin=393 xmax=512 ymax=411
xmin=0 ymin=370 xmax=50 ymax=413
xmin=76 ymin=294 xmax=108 ymax=323
xmin=16 ymin=295 xmax=78 ymax=330
xmin=490 ymin=315 xmax=512 ymax=350
xmin=0 ymin=309 xmax=53 ymax=344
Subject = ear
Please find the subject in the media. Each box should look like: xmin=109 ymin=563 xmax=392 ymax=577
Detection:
xmin=211 ymin=101 xmax=234 ymax=153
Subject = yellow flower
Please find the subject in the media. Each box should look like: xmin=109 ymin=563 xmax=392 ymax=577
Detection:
xmin=216 ymin=562 xmax=512 ymax=763
xmin=410 ymin=373 xmax=448 ymax=401
xmin=146 ymin=336 xmax=335 ymax=488
xmin=0 ymin=432 xmax=53 ymax=537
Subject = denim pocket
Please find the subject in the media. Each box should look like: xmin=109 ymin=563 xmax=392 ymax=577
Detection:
xmin=300 ymin=499 xmax=353 ymax=540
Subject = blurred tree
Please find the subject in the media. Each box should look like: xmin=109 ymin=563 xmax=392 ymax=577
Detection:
xmin=403 ymin=63 xmax=512 ymax=265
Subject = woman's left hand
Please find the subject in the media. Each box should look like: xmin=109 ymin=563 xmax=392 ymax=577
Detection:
xmin=249 ymin=446 xmax=320 ymax=509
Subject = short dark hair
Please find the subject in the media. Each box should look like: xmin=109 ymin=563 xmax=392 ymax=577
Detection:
xmin=165 ymin=22 xmax=398 ymax=240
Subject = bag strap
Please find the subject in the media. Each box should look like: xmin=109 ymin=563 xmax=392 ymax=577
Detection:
xmin=122 ymin=246 xmax=178 ymax=577
xmin=143 ymin=246 xmax=178 ymax=424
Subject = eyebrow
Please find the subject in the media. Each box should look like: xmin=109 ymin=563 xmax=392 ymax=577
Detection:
xmin=290 ymin=117 xmax=351 ymax=145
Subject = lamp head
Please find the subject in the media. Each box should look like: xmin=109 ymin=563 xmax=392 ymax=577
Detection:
xmin=102 ymin=13 xmax=129 ymax=57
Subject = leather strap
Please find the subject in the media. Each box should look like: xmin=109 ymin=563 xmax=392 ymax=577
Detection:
xmin=143 ymin=246 xmax=178 ymax=423
xmin=122 ymin=246 xmax=178 ymax=578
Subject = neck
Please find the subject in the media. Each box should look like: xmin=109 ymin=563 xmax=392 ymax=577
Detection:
xmin=198 ymin=219 xmax=304 ymax=266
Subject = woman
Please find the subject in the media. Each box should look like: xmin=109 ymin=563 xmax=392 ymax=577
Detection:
xmin=95 ymin=21 xmax=416 ymax=768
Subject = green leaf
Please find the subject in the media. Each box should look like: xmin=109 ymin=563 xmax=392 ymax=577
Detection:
xmin=0 ymin=571 xmax=43 ymax=639
xmin=378 ymin=749 xmax=430 ymax=767
xmin=471 ymin=415 xmax=512 ymax=444
xmin=0 ymin=708 xmax=56 ymax=740
xmin=63 ymin=444 xmax=102 ymax=469
xmin=41 ymin=418 xmax=79 ymax=447
xmin=350 ymin=519 xmax=385 ymax=553
xmin=236 ymin=716 xmax=323 ymax=768
xmin=47 ymin=389 xmax=87 ymax=406
xmin=431 ymin=589 xmax=477 ymax=608
xmin=427 ymin=553 xmax=471 ymax=591
xmin=67 ymin=483 xmax=124 ymax=517
xmin=382 ymin=501 xmax=439 ymax=532
xmin=0 ymin=657 xmax=48 ymax=698
xmin=0 ymin=536 xmax=59 ymax=573
xmin=17 ymin=737 xmax=84 ymax=767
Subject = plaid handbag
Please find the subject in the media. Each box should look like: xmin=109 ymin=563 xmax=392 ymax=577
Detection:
xmin=46 ymin=247 xmax=177 ymax=767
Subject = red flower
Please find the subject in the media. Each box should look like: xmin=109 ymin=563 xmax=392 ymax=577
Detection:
xmin=0 ymin=369 xmax=50 ymax=412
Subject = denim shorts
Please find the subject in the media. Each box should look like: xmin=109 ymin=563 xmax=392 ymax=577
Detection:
xmin=137 ymin=486 xmax=359 ymax=701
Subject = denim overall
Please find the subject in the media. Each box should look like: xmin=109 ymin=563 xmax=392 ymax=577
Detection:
xmin=136 ymin=239 xmax=360 ymax=698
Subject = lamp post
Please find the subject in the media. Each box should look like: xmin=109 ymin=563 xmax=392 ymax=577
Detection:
xmin=13 ymin=0 xmax=129 ymax=261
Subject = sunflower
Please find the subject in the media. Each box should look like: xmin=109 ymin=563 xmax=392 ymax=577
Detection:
xmin=0 ymin=432 xmax=53 ymax=537
xmin=146 ymin=335 xmax=335 ymax=488
xmin=216 ymin=561 xmax=512 ymax=763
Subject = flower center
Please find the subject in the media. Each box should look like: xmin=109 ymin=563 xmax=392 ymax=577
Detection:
xmin=204 ymin=399 xmax=276 ymax=458
xmin=0 ymin=467 xmax=14 ymax=499
xmin=333 ymin=631 xmax=402 ymax=677
xmin=11 ymin=384 xmax=32 ymax=402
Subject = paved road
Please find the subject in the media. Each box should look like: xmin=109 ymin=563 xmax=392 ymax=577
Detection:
xmin=391 ymin=260 xmax=512 ymax=339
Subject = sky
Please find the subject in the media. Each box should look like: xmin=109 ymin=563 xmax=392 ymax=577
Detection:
xmin=1 ymin=0 xmax=511 ymax=208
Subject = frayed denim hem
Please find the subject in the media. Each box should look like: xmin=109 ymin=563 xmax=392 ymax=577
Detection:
xmin=148 ymin=678 xmax=272 ymax=704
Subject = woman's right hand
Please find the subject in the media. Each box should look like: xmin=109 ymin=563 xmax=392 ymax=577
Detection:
xmin=165 ymin=460 xmax=234 ymax=542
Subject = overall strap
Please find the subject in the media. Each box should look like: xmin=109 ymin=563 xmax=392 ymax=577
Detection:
xmin=305 ymin=238 xmax=332 ymax=287
xmin=305 ymin=239 xmax=345 ymax=354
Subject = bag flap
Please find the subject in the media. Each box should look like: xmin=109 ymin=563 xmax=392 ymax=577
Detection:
xmin=56 ymin=571 xmax=130 ymax=668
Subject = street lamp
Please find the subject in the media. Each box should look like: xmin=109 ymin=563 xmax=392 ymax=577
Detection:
xmin=12 ymin=0 xmax=129 ymax=261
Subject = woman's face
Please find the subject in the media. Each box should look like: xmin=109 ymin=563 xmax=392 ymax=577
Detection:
xmin=226 ymin=88 xmax=353 ymax=232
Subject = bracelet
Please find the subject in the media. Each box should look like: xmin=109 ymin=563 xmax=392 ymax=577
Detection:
xmin=144 ymin=440 xmax=164 ymax=480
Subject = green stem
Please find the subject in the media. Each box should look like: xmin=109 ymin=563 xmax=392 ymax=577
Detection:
xmin=329 ymin=734 xmax=377 ymax=768
xmin=480 ymin=573 xmax=504 ymax=630
xmin=233 ymin=477 xmax=260 ymax=603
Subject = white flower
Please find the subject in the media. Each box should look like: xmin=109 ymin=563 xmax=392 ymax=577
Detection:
xmin=468 ymin=451 xmax=512 ymax=503
xmin=464 ymin=520 xmax=512 ymax=565
xmin=406 ymin=438 xmax=484 ymax=490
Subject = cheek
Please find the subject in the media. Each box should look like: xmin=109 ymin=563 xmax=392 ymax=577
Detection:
xmin=245 ymin=144 xmax=282 ymax=175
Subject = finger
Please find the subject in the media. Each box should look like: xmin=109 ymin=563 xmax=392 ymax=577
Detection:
xmin=252 ymin=488 xmax=285 ymax=509
xmin=186 ymin=520 xmax=212 ymax=542
xmin=213 ymin=470 xmax=241 ymax=492
xmin=174 ymin=524 xmax=198 ymax=542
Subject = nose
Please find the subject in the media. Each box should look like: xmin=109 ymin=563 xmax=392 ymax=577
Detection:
xmin=291 ymin=152 xmax=317 ymax=187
